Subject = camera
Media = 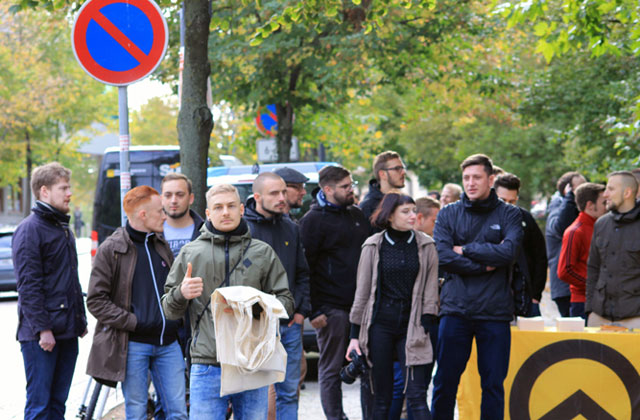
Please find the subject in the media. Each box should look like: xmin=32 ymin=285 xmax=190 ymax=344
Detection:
xmin=340 ymin=350 xmax=368 ymax=384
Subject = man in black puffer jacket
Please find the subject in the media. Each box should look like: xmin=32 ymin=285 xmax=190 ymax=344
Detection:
xmin=300 ymin=165 xmax=370 ymax=420
xmin=431 ymin=154 xmax=523 ymax=420
xmin=13 ymin=162 xmax=88 ymax=420
xmin=244 ymin=172 xmax=311 ymax=419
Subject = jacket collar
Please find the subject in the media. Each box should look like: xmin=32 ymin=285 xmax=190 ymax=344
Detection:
xmin=611 ymin=200 xmax=640 ymax=224
xmin=244 ymin=197 xmax=282 ymax=225
xmin=365 ymin=229 xmax=433 ymax=249
xmin=577 ymin=211 xmax=596 ymax=227
xmin=189 ymin=209 xmax=205 ymax=229
xmin=461 ymin=188 xmax=501 ymax=213
xmin=198 ymin=218 xmax=252 ymax=243
xmin=33 ymin=200 xmax=71 ymax=225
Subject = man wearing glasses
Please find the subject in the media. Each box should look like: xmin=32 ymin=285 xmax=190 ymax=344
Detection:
xmin=359 ymin=151 xmax=407 ymax=227
xmin=300 ymin=165 xmax=370 ymax=420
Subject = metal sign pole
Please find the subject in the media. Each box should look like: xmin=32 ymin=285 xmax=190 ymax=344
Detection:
xmin=118 ymin=86 xmax=131 ymax=227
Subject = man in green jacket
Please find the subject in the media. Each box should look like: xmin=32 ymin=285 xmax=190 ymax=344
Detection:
xmin=162 ymin=183 xmax=294 ymax=420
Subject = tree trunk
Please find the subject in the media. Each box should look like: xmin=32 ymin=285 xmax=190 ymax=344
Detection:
xmin=275 ymin=102 xmax=294 ymax=162
xmin=178 ymin=0 xmax=213 ymax=217
xmin=24 ymin=129 xmax=32 ymax=216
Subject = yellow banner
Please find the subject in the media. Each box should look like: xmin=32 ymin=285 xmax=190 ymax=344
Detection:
xmin=458 ymin=327 xmax=640 ymax=419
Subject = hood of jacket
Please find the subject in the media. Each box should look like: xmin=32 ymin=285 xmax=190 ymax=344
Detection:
xmin=364 ymin=179 xmax=383 ymax=200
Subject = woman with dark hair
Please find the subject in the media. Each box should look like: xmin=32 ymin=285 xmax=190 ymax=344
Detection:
xmin=347 ymin=192 xmax=439 ymax=420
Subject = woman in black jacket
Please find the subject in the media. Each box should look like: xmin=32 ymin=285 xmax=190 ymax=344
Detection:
xmin=347 ymin=192 xmax=439 ymax=420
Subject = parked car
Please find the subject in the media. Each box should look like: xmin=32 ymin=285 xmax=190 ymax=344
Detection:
xmin=0 ymin=226 xmax=16 ymax=292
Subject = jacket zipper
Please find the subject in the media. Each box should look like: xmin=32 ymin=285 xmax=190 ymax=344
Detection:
xmin=224 ymin=238 xmax=230 ymax=286
xmin=144 ymin=234 xmax=166 ymax=346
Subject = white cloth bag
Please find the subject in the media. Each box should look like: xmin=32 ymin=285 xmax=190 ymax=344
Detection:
xmin=212 ymin=286 xmax=289 ymax=396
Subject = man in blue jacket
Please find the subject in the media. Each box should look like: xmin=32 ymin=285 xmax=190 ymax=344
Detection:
xmin=431 ymin=154 xmax=523 ymax=420
xmin=12 ymin=162 xmax=88 ymax=420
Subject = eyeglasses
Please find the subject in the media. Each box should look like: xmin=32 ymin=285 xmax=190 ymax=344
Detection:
xmin=384 ymin=165 xmax=406 ymax=172
xmin=336 ymin=182 xmax=357 ymax=191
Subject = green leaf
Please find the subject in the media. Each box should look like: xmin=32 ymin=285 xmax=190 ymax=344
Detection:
xmin=535 ymin=38 xmax=555 ymax=63
xmin=533 ymin=21 xmax=548 ymax=37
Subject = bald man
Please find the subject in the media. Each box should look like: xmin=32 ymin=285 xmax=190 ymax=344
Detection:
xmin=586 ymin=171 xmax=640 ymax=328
xmin=244 ymin=172 xmax=311 ymax=419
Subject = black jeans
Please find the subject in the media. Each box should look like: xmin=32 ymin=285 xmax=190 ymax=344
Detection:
xmin=316 ymin=306 xmax=350 ymax=420
xmin=368 ymin=299 xmax=431 ymax=420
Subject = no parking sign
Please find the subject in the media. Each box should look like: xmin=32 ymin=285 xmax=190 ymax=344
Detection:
xmin=72 ymin=0 xmax=168 ymax=227
xmin=72 ymin=0 xmax=168 ymax=86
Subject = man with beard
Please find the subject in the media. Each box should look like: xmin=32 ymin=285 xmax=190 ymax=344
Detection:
xmin=161 ymin=173 xmax=205 ymax=258
xmin=161 ymin=173 xmax=205 ymax=373
xmin=587 ymin=171 xmax=640 ymax=328
xmin=244 ymin=172 xmax=311 ymax=419
xmin=359 ymin=151 xmax=406 ymax=224
xmin=275 ymin=167 xmax=310 ymax=217
xmin=300 ymin=165 xmax=370 ymax=420
xmin=12 ymin=162 xmax=88 ymax=420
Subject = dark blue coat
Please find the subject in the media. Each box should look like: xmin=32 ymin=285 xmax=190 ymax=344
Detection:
xmin=13 ymin=202 xmax=87 ymax=341
xmin=434 ymin=189 xmax=523 ymax=321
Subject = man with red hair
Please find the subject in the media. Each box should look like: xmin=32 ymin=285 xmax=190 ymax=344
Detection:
xmin=86 ymin=186 xmax=187 ymax=420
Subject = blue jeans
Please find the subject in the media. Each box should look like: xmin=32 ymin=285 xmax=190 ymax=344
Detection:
xmin=21 ymin=337 xmax=78 ymax=420
xmin=190 ymin=363 xmax=268 ymax=420
xmin=274 ymin=322 xmax=303 ymax=420
xmin=431 ymin=316 xmax=511 ymax=420
xmin=122 ymin=340 xmax=187 ymax=420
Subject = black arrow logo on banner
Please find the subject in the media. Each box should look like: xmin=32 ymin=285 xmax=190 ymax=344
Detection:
xmin=509 ymin=339 xmax=640 ymax=420
xmin=538 ymin=390 xmax=615 ymax=420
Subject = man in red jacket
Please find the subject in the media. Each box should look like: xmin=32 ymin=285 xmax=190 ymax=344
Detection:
xmin=557 ymin=182 xmax=606 ymax=319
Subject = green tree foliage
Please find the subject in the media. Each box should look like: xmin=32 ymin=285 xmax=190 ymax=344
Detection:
xmin=0 ymin=6 xmax=117 ymax=209
xmin=129 ymin=97 xmax=179 ymax=146
xmin=208 ymin=0 xmax=469 ymax=163
xmin=495 ymin=0 xmax=640 ymax=61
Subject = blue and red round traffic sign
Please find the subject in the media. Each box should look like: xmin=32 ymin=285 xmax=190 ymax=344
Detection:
xmin=72 ymin=0 xmax=168 ymax=86
xmin=256 ymin=104 xmax=278 ymax=137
